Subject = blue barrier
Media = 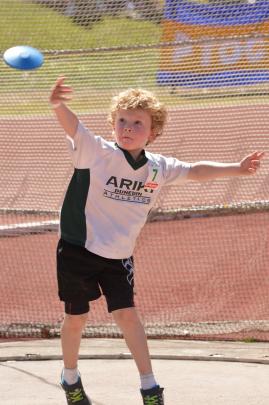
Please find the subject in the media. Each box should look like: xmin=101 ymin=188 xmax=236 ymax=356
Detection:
xmin=165 ymin=0 xmax=269 ymax=26
xmin=157 ymin=70 xmax=269 ymax=87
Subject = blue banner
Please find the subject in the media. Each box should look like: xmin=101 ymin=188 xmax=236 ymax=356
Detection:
xmin=158 ymin=0 xmax=269 ymax=88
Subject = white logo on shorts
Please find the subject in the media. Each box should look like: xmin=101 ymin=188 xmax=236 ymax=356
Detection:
xmin=122 ymin=257 xmax=134 ymax=285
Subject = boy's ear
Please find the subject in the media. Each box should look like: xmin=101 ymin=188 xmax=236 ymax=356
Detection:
xmin=148 ymin=129 xmax=157 ymax=144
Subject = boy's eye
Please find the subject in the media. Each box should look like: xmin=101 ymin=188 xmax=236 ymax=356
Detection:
xmin=134 ymin=121 xmax=141 ymax=125
xmin=119 ymin=118 xmax=125 ymax=123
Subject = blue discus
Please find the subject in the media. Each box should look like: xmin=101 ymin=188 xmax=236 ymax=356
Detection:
xmin=3 ymin=46 xmax=44 ymax=70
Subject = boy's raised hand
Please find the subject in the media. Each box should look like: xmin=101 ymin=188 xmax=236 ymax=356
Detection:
xmin=49 ymin=77 xmax=78 ymax=137
xmin=240 ymin=151 xmax=265 ymax=175
xmin=50 ymin=76 xmax=73 ymax=107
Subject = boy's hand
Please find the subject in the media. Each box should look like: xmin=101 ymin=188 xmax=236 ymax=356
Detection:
xmin=49 ymin=76 xmax=72 ymax=107
xmin=240 ymin=151 xmax=265 ymax=175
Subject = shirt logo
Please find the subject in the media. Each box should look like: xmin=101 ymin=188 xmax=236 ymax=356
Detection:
xmin=104 ymin=176 xmax=153 ymax=205
xmin=144 ymin=167 xmax=159 ymax=191
xmin=103 ymin=189 xmax=150 ymax=204
xmin=144 ymin=181 xmax=158 ymax=190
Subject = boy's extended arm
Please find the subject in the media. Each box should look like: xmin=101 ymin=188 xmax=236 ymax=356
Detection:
xmin=50 ymin=77 xmax=78 ymax=138
xmin=187 ymin=151 xmax=265 ymax=181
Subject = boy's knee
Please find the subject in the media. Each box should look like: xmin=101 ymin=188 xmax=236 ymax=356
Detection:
xmin=112 ymin=307 xmax=139 ymax=324
xmin=63 ymin=313 xmax=88 ymax=330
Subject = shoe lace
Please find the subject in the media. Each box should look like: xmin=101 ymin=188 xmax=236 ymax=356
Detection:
xmin=143 ymin=394 xmax=163 ymax=405
xmin=66 ymin=388 xmax=84 ymax=403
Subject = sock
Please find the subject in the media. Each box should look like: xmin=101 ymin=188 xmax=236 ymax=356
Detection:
xmin=62 ymin=367 xmax=79 ymax=385
xmin=140 ymin=373 xmax=158 ymax=391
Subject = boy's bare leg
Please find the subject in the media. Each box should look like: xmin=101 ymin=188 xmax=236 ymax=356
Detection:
xmin=113 ymin=309 xmax=165 ymax=402
xmin=112 ymin=307 xmax=152 ymax=375
xmin=61 ymin=313 xmax=88 ymax=368
xmin=60 ymin=313 xmax=92 ymax=405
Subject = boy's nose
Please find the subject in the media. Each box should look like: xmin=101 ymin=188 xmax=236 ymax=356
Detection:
xmin=124 ymin=127 xmax=132 ymax=133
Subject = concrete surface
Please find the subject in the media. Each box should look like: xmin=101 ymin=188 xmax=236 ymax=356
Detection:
xmin=1 ymin=339 xmax=269 ymax=404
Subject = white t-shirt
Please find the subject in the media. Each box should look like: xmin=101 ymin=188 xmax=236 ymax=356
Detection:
xmin=60 ymin=121 xmax=191 ymax=259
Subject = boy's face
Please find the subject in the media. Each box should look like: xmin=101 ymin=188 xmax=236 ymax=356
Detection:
xmin=113 ymin=109 xmax=154 ymax=158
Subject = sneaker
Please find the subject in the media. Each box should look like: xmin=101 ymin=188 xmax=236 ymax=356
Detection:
xmin=141 ymin=385 xmax=164 ymax=405
xmin=61 ymin=376 xmax=92 ymax=405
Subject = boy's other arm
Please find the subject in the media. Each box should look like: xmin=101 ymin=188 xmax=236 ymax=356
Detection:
xmin=187 ymin=151 xmax=265 ymax=182
xmin=50 ymin=76 xmax=78 ymax=138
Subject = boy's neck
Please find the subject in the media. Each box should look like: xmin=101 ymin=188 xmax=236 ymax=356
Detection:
xmin=116 ymin=143 xmax=145 ymax=162
xmin=129 ymin=149 xmax=144 ymax=162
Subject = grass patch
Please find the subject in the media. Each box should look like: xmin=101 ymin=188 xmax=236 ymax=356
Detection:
xmin=0 ymin=0 xmax=161 ymax=51
xmin=243 ymin=337 xmax=258 ymax=343
xmin=0 ymin=0 xmax=164 ymax=115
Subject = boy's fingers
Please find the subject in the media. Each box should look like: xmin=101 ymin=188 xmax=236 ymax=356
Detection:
xmin=249 ymin=151 xmax=258 ymax=158
xmin=52 ymin=77 xmax=67 ymax=91
xmin=59 ymin=95 xmax=72 ymax=101
xmin=56 ymin=76 xmax=66 ymax=84
xmin=51 ymin=94 xmax=72 ymax=101
xmin=253 ymin=151 xmax=265 ymax=158
xmin=248 ymin=168 xmax=255 ymax=174
xmin=53 ymin=88 xmax=72 ymax=95
xmin=251 ymin=160 xmax=260 ymax=168
xmin=59 ymin=87 xmax=72 ymax=93
xmin=51 ymin=87 xmax=72 ymax=100
xmin=246 ymin=151 xmax=265 ymax=161
xmin=257 ymin=151 xmax=266 ymax=159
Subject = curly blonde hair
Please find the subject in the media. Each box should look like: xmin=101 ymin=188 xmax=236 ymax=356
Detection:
xmin=108 ymin=88 xmax=167 ymax=139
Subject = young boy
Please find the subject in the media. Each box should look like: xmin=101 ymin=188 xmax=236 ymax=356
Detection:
xmin=50 ymin=76 xmax=264 ymax=405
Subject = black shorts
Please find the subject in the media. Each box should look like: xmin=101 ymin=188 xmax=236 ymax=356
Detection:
xmin=56 ymin=238 xmax=135 ymax=315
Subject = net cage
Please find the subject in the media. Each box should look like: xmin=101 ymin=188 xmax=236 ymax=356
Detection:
xmin=0 ymin=0 xmax=269 ymax=340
